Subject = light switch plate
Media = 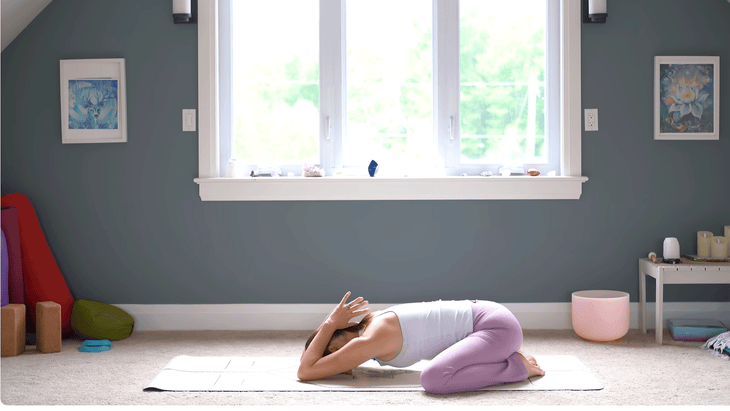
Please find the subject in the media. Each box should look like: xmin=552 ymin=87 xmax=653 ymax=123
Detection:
xmin=183 ymin=109 xmax=196 ymax=132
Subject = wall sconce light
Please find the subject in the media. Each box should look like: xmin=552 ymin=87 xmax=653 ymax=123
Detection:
xmin=173 ymin=0 xmax=197 ymax=24
xmin=583 ymin=0 xmax=607 ymax=23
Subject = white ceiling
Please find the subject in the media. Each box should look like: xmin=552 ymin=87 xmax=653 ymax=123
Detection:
xmin=2 ymin=0 xmax=53 ymax=51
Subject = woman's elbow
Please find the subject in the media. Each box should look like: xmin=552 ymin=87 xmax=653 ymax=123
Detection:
xmin=297 ymin=368 xmax=313 ymax=381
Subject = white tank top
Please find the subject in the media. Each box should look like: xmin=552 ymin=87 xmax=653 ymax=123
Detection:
xmin=375 ymin=300 xmax=473 ymax=368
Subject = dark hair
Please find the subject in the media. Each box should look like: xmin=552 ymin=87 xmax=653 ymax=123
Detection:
xmin=305 ymin=313 xmax=374 ymax=357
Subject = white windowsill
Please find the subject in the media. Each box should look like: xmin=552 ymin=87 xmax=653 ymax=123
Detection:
xmin=193 ymin=175 xmax=589 ymax=201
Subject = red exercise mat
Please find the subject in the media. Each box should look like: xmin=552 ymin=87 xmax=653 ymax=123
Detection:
xmin=1 ymin=193 xmax=75 ymax=337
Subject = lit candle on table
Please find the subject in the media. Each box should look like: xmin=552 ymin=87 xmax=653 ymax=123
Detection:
xmin=697 ymin=231 xmax=713 ymax=258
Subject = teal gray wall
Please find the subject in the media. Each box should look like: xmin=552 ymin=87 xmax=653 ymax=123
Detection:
xmin=2 ymin=0 xmax=728 ymax=304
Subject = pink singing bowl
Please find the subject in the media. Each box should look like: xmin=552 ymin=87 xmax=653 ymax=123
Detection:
xmin=572 ymin=290 xmax=630 ymax=342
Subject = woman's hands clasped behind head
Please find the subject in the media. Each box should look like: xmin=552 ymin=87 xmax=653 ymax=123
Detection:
xmin=326 ymin=291 xmax=370 ymax=330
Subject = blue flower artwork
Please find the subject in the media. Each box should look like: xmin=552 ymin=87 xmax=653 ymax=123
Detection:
xmin=68 ymin=79 xmax=118 ymax=130
xmin=659 ymin=64 xmax=714 ymax=133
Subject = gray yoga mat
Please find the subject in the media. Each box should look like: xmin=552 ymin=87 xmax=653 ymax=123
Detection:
xmin=144 ymin=355 xmax=603 ymax=392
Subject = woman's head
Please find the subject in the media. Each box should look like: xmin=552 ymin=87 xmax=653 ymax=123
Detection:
xmin=305 ymin=313 xmax=374 ymax=357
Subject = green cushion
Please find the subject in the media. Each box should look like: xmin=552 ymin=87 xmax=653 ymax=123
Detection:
xmin=71 ymin=300 xmax=134 ymax=341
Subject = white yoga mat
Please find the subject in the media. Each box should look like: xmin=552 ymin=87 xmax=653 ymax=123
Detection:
xmin=144 ymin=355 xmax=603 ymax=392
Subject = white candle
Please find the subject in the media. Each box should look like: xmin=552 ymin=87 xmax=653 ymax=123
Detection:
xmin=711 ymin=237 xmax=728 ymax=259
xmin=697 ymin=231 xmax=713 ymax=258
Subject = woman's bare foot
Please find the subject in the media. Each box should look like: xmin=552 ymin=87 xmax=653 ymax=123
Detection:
xmin=517 ymin=350 xmax=545 ymax=378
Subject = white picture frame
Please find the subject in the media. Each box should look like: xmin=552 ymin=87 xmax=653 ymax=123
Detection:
xmin=60 ymin=58 xmax=127 ymax=144
xmin=654 ymin=56 xmax=719 ymax=140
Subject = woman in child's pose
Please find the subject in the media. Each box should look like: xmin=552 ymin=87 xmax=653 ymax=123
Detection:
xmin=299 ymin=292 xmax=545 ymax=394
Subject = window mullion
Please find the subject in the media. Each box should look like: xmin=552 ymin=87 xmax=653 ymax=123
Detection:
xmin=218 ymin=0 xmax=232 ymax=178
xmin=320 ymin=0 xmax=344 ymax=173
xmin=436 ymin=0 xmax=460 ymax=173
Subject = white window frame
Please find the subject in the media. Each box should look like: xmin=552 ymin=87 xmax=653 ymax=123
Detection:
xmin=194 ymin=0 xmax=587 ymax=201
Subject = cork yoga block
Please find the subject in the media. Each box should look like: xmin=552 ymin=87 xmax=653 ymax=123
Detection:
xmin=36 ymin=301 xmax=62 ymax=353
xmin=1 ymin=304 xmax=26 ymax=357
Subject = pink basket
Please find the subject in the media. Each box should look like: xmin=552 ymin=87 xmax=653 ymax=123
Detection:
xmin=572 ymin=290 xmax=630 ymax=342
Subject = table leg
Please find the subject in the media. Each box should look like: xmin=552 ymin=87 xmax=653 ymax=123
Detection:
xmin=655 ymin=275 xmax=664 ymax=345
xmin=639 ymin=268 xmax=646 ymax=333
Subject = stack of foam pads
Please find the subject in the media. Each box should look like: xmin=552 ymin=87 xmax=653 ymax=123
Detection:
xmin=1 ymin=193 xmax=134 ymax=357
xmin=668 ymin=319 xmax=727 ymax=342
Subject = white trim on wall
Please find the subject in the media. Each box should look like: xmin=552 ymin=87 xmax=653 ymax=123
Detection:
xmin=114 ymin=302 xmax=730 ymax=332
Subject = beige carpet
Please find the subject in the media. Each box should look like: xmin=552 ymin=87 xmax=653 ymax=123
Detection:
xmin=1 ymin=329 xmax=728 ymax=406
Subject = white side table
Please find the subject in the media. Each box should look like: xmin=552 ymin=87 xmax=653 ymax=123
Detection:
xmin=639 ymin=258 xmax=730 ymax=344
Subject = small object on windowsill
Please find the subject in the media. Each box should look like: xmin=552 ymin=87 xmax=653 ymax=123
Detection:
xmin=479 ymin=171 xmax=492 ymax=177
xmin=368 ymin=160 xmax=379 ymax=177
xmin=498 ymin=165 xmax=525 ymax=176
xmin=460 ymin=173 xmax=468 ymax=176
xmin=527 ymin=168 xmax=540 ymax=176
xmin=253 ymin=166 xmax=282 ymax=177
xmin=226 ymin=159 xmax=242 ymax=178
xmin=250 ymin=172 xmax=280 ymax=177
xmin=303 ymin=163 xmax=325 ymax=177
xmin=548 ymin=170 xmax=557 ymax=176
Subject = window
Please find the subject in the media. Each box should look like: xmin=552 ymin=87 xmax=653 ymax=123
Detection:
xmin=196 ymin=0 xmax=587 ymax=201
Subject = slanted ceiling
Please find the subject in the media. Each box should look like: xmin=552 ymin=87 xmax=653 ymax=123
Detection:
xmin=2 ymin=0 xmax=53 ymax=51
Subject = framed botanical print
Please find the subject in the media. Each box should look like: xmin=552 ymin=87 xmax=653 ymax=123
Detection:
xmin=654 ymin=56 xmax=719 ymax=140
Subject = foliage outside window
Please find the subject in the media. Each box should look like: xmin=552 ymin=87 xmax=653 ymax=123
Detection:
xmin=222 ymin=0 xmax=559 ymax=177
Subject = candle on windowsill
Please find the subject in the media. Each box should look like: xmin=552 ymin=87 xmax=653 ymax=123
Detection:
xmin=697 ymin=231 xmax=713 ymax=258
xmin=711 ymin=237 xmax=728 ymax=259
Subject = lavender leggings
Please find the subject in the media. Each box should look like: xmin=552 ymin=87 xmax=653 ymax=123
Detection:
xmin=419 ymin=300 xmax=528 ymax=394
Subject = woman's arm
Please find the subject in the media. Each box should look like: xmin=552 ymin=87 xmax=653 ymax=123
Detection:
xmin=300 ymin=298 xmax=346 ymax=361
xmin=298 ymin=292 xmax=373 ymax=381
xmin=297 ymin=332 xmax=379 ymax=381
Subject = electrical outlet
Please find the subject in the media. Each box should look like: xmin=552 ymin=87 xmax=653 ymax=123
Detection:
xmin=585 ymin=109 xmax=598 ymax=131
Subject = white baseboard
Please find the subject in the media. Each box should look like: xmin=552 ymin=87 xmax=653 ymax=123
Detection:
xmin=113 ymin=302 xmax=730 ymax=332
